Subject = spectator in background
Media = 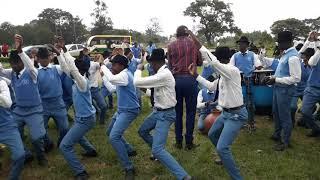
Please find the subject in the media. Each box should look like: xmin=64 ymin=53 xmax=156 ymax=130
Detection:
xmin=167 ymin=26 xmax=202 ymax=150
xmin=147 ymin=41 xmax=156 ymax=55
xmin=0 ymin=45 xmax=2 ymax=57
xmin=131 ymin=42 xmax=142 ymax=59
xmin=2 ymin=43 xmax=9 ymax=57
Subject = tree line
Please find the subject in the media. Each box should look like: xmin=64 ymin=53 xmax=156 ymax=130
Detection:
xmin=0 ymin=0 xmax=319 ymax=48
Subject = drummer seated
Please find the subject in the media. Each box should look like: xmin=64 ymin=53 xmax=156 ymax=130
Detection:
xmin=197 ymin=75 xmax=218 ymax=132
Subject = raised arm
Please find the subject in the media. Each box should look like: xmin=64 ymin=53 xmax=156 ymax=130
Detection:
xmin=100 ymin=65 xmax=128 ymax=86
xmin=133 ymin=66 xmax=168 ymax=88
xmin=102 ymin=75 xmax=116 ymax=93
xmin=15 ymin=34 xmax=38 ymax=82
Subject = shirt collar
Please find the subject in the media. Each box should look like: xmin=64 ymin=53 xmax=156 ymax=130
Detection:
xmin=39 ymin=63 xmax=53 ymax=70
xmin=17 ymin=68 xmax=26 ymax=78
xmin=283 ymin=47 xmax=296 ymax=54
xmin=158 ymin=64 xmax=167 ymax=72
xmin=241 ymin=50 xmax=249 ymax=55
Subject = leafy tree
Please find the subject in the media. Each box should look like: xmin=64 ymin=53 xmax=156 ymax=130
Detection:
xmin=90 ymin=0 xmax=113 ymax=35
xmin=270 ymin=18 xmax=310 ymax=38
xmin=184 ymin=0 xmax=239 ymax=45
xmin=303 ymin=17 xmax=320 ymax=31
xmin=0 ymin=22 xmax=15 ymax=45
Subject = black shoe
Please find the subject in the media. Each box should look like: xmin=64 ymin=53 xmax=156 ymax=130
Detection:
xmin=185 ymin=143 xmax=200 ymax=150
xmin=270 ymin=135 xmax=281 ymax=142
xmin=174 ymin=142 xmax=183 ymax=149
xmin=24 ymin=154 xmax=34 ymax=165
xmin=44 ymin=142 xmax=54 ymax=153
xmin=128 ymin=150 xmax=137 ymax=157
xmin=82 ymin=150 xmax=98 ymax=158
xmin=149 ymin=155 xmax=158 ymax=161
xmin=306 ymin=130 xmax=320 ymax=137
xmin=38 ymin=157 xmax=48 ymax=167
xmin=183 ymin=175 xmax=194 ymax=180
xmin=125 ymin=169 xmax=135 ymax=180
xmin=75 ymin=171 xmax=89 ymax=180
xmin=274 ymin=143 xmax=289 ymax=151
xmin=214 ymin=158 xmax=223 ymax=166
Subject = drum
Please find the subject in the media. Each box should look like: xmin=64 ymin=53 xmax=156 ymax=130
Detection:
xmin=203 ymin=109 xmax=221 ymax=134
xmin=241 ymin=70 xmax=274 ymax=108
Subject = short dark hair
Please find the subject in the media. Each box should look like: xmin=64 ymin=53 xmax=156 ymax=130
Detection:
xmin=295 ymin=43 xmax=303 ymax=51
xmin=37 ymin=47 xmax=49 ymax=59
xmin=176 ymin=25 xmax=188 ymax=37
xmin=9 ymin=50 xmax=22 ymax=64
xmin=103 ymin=50 xmax=110 ymax=59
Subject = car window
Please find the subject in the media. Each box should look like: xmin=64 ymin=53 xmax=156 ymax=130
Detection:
xmin=77 ymin=45 xmax=84 ymax=50
xmin=69 ymin=45 xmax=77 ymax=51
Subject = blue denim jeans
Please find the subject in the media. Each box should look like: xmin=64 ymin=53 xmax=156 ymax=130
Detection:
xmin=208 ymin=107 xmax=248 ymax=180
xmin=174 ymin=76 xmax=198 ymax=144
xmin=198 ymin=113 xmax=209 ymax=131
xmin=43 ymin=108 xmax=69 ymax=147
xmin=138 ymin=109 xmax=189 ymax=179
xmin=0 ymin=127 xmax=25 ymax=180
xmin=59 ymin=115 xmax=96 ymax=175
xmin=106 ymin=108 xmax=139 ymax=170
xmin=301 ymin=86 xmax=320 ymax=132
xmin=101 ymin=85 xmax=113 ymax=108
xmin=91 ymin=87 xmax=107 ymax=124
xmin=272 ymin=85 xmax=295 ymax=145
xmin=14 ymin=113 xmax=46 ymax=161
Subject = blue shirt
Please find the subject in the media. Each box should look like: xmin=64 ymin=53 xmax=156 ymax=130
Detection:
xmin=131 ymin=46 xmax=141 ymax=58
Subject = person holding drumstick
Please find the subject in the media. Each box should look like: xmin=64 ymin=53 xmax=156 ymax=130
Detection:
xmin=188 ymin=31 xmax=248 ymax=180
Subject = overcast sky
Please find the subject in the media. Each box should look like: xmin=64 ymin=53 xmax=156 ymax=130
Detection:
xmin=1 ymin=0 xmax=319 ymax=36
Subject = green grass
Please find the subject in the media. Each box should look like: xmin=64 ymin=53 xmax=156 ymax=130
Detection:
xmin=0 ymin=62 xmax=320 ymax=179
xmin=0 ymin=97 xmax=320 ymax=180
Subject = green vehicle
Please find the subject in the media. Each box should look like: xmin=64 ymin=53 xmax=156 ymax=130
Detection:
xmin=87 ymin=35 xmax=132 ymax=54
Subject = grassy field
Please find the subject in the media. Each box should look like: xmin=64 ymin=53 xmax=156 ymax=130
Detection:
xmin=0 ymin=96 xmax=320 ymax=180
xmin=0 ymin=62 xmax=320 ymax=180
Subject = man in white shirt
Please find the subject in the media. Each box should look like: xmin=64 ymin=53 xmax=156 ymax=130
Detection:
xmin=134 ymin=48 xmax=192 ymax=180
xmin=88 ymin=58 xmax=107 ymax=124
xmin=188 ymin=31 xmax=247 ymax=180
xmin=196 ymin=75 xmax=218 ymax=132
xmin=263 ymin=31 xmax=301 ymax=151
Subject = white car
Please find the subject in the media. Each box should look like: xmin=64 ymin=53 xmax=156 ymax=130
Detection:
xmin=65 ymin=44 xmax=85 ymax=57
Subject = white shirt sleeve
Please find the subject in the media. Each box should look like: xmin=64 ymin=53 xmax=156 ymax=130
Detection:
xmin=133 ymin=70 xmax=168 ymax=88
xmin=298 ymin=40 xmax=311 ymax=56
xmin=254 ymin=54 xmax=262 ymax=67
xmin=0 ymin=80 xmax=12 ymax=108
xmin=0 ymin=63 xmax=12 ymax=80
xmin=260 ymin=57 xmax=275 ymax=68
xmin=308 ymin=48 xmax=320 ymax=67
xmin=275 ymin=56 xmax=301 ymax=85
xmin=203 ymin=60 xmax=210 ymax=67
xmin=229 ymin=54 xmax=235 ymax=66
xmin=197 ymin=90 xmax=206 ymax=109
xmin=199 ymin=46 xmax=235 ymax=80
xmin=196 ymin=75 xmax=218 ymax=92
xmin=100 ymin=65 xmax=129 ymax=86
xmin=102 ymin=76 xmax=116 ymax=93
xmin=19 ymin=52 xmax=38 ymax=83
xmin=62 ymin=52 xmax=87 ymax=92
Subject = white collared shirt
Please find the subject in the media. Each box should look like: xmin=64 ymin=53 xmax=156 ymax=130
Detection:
xmin=134 ymin=65 xmax=177 ymax=109
xmin=0 ymin=79 xmax=12 ymax=108
xmin=88 ymin=61 xmax=101 ymax=88
xmin=197 ymin=89 xmax=215 ymax=109
xmin=197 ymin=46 xmax=243 ymax=109
xmin=275 ymin=47 xmax=301 ymax=85
xmin=309 ymin=48 xmax=320 ymax=67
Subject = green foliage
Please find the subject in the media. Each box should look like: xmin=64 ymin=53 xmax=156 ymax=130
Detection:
xmin=270 ymin=18 xmax=310 ymax=38
xmin=0 ymin=57 xmax=9 ymax=64
xmin=184 ymin=0 xmax=240 ymax=45
xmin=303 ymin=17 xmax=320 ymax=31
xmin=90 ymin=0 xmax=113 ymax=35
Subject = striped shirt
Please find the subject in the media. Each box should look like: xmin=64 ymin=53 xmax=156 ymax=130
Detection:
xmin=168 ymin=36 xmax=202 ymax=75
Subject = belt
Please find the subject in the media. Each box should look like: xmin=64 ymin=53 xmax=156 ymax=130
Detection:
xmin=155 ymin=107 xmax=175 ymax=111
xmin=223 ymin=105 xmax=245 ymax=113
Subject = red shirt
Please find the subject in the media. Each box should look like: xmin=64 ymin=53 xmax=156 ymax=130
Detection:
xmin=2 ymin=44 xmax=9 ymax=53
xmin=168 ymin=36 xmax=202 ymax=75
